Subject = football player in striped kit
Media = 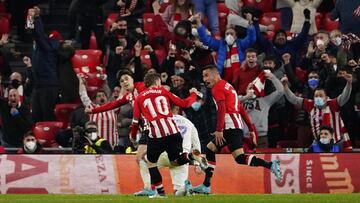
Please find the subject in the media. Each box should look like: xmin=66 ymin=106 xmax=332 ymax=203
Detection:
xmin=130 ymin=72 xmax=207 ymax=198
xmin=191 ymin=65 xmax=282 ymax=194
xmin=134 ymin=105 xmax=202 ymax=197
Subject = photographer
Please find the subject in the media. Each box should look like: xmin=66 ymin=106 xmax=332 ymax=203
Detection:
xmin=82 ymin=121 xmax=112 ymax=154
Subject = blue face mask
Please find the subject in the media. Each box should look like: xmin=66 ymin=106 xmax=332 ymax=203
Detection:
xmin=314 ymin=97 xmax=325 ymax=108
xmin=308 ymin=78 xmax=319 ymax=89
xmin=191 ymin=101 xmax=202 ymax=111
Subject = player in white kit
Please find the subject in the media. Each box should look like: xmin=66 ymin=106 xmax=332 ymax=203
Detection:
xmin=134 ymin=105 xmax=201 ymax=196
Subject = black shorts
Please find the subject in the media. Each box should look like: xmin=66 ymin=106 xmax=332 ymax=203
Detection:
xmin=147 ymin=133 xmax=183 ymax=163
xmin=211 ymin=129 xmax=244 ymax=152
xmin=138 ymin=130 xmax=148 ymax=145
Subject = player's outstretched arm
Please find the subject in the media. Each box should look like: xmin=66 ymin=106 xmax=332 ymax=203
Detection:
xmin=89 ymin=94 xmax=129 ymax=114
xmin=166 ymin=88 xmax=197 ymax=108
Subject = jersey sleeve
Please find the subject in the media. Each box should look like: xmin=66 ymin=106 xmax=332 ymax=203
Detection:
xmin=238 ymin=103 xmax=254 ymax=132
xmin=91 ymin=93 xmax=129 ymax=114
xmin=165 ymin=88 xmax=197 ymax=108
xmin=130 ymin=96 xmax=141 ymax=138
xmin=303 ymin=99 xmax=314 ymax=113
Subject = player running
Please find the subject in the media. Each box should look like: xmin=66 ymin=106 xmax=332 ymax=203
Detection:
xmin=130 ymin=72 xmax=207 ymax=198
xmin=191 ymin=65 xmax=282 ymax=194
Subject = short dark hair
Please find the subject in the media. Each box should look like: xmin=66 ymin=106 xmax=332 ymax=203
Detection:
xmin=245 ymin=48 xmax=257 ymax=55
xmin=202 ymin=64 xmax=218 ymax=73
xmin=93 ymin=89 xmax=108 ymax=99
xmin=116 ymin=69 xmax=134 ymax=81
xmin=314 ymin=87 xmax=326 ymax=93
xmin=262 ymin=55 xmax=277 ymax=63
xmin=23 ymin=131 xmax=35 ymax=140
xmin=85 ymin=121 xmax=97 ymax=129
xmin=320 ymin=125 xmax=334 ymax=134
xmin=144 ymin=72 xmax=161 ymax=87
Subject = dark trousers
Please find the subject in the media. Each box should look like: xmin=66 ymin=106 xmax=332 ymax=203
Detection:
xmin=78 ymin=15 xmax=104 ymax=49
xmin=32 ymin=87 xmax=59 ymax=122
xmin=68 ymin=0 xmax=81 ymax=39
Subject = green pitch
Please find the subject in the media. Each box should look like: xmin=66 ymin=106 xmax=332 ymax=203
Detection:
xmin=0 ymin=194 xmax=359 ymax=203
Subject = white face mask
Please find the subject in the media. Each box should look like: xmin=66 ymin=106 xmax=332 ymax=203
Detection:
xmin=225 ymin=35 xmax=235 ymax=46
xmin=335 ymin=37 xmax=342 ymax=46
xmin=25 ymin=141 xmax=37 ymax=153
xmin=89 ymin=132 xmax=98 ymax=141
xmin=319 ymin=138 xmax=330 ymax=145
xmin=191 ymin=28 xmax=198 ymax=37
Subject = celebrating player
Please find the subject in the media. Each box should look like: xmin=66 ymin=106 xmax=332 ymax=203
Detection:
xmin=134 ymin=105 xmax=202 ymax=197
xmin=130 ymin=72 xmax=207 ymax=198
xmin=191 ymin=65 xmax=282 ymax=194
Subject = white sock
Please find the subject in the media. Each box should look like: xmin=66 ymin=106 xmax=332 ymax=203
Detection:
xmin=139 ymin=159 xmax=151 ymax=190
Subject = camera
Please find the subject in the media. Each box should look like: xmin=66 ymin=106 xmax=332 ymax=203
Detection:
xmin=71 ymin=126 xmax=87 ymax=153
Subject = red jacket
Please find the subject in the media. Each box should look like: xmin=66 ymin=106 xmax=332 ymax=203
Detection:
xmin=232 ymin=63 xmax=260 ymax=95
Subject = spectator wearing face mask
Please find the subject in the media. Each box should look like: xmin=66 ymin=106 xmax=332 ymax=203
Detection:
xmin=255 ymin=9 xmax=311 ymax=67
xmin=282 ymin=73 xmax=353 ymax=149
xmin=4 ymin=72 xmax=24 ymax=102
xmin=308 ymin=126 xmax=341 ymax=152
xmin=240 ymin=71 xmax=284 ymax=147
xmin=17 ymin=131 xmax=44 ymax=154
xmin=0 ymin=89 xmax=32 ymax=147
xmin=194 ymin=13 xmax=256 ymax=82
xmin=83 ymin=121 xmax=113 ymax=154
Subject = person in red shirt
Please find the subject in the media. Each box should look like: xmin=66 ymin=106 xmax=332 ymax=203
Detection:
xmin=191 ymin=65 xmax=282 ymax=194
xmin=130 ymin=72 xmax=207 ymax=197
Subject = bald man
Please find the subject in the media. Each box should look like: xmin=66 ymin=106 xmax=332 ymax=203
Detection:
xmin=0 ymin=88 xmax=32 ymax=147
xmin=4 ymin=72 xmax=24 ymax=102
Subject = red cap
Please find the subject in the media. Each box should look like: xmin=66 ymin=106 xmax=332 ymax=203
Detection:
xmin=49 ymin=30 xmax=64 ymax=42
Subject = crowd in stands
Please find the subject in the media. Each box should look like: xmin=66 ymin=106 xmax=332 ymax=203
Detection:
xmin=0 ymin=0 xmax=359 ymax=154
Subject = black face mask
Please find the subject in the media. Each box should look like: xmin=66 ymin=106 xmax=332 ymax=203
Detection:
xmin=263 ymin=67 xmax=273 ymax=72
xmin=336 ymin=77 xmax=347 ymax=86
xmin=116 ymin=29 xmax=126 ymax=36
xmin=11 ymin=80 xmax=21 ymax=89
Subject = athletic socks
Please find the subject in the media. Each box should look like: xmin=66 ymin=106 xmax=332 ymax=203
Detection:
xmin=139 ymin=159 xmax=151 ymax=190
xmin=203 ymin=148 xmax=216 ymax=187
xmin=149 ymin=167 xmax=165 ymax=195
xmin=235 ymin=154 xmax=272 ymax=169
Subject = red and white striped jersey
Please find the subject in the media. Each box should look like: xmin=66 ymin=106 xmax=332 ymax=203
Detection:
xmin=303 ymin=99 xmax=352 ymax=148
xmin=212 ymin=80 xmax=244 ymax=131
xmin=132 ymin=86 xmax=197 ymax=139
xmin=79 ymin=90 xmax=119 ymax=148
xmin=89 ymin=103 xmax=119 ymax=148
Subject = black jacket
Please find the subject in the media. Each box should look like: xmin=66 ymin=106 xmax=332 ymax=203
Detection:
xmin=31 ymin=17 xmax=60 ymax=87
xmin=0 ymin=100 xmax=32 ymax=146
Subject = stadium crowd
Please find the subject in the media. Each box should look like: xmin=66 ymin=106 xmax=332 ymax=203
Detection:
xmin=0 ymin=0 xmax=359 ymax=154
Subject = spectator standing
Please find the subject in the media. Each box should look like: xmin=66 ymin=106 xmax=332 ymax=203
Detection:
xmin=194 ymin=13 xmax=256 ymax=82
xmin=116 ymin=0 xmax=147 ymax=30
xmin=162 ymin=0 xmax=194 ymax=32
xmin=278 ymin=0 xmax=323 ymax=35
xmin=27 ymin=7 xmax=60 ymax=122
xmin=283 ymin=73 xmax=353 ymax=149
xmin=192 ymin=0 xmax=219 ymax=36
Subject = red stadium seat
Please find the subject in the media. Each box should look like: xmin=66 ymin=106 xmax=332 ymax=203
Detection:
xmin=323 ymin=13 xmax=339 ymax=31
xmin=72 ymin=49 xmax=103 ymax=74
xmin=139 ymin=49 xmax=167 ymax=70
xmin=143 ymin=13 xmax=156 ymax=40
xmin=0 ymin=15 xmax=10 ymax=34
xmin=315 ymin=12 xmax=322 ymax=31
xmin=104 ymin=12 xmax=119 ymax=32
xmin=260 ymin=12 xmax=281 ymax=31
xmin=33 ymin=122 xmax=64 ymax=147
xmin=54 ymin=104 xmax=78 ymax=129
xmin=295 ymin=67 xmax=307 ymax=84
xmin=217 ymin=3 xmax=230 ymax=35
xmin=89 ymin=32 xmax=98 ymax=49
xmin=86 ymin=73 xmax=106 ymax=87
xmin=0 ymin=1 xmax=6 ymax=13
xmin=243 ymin=0 xmax=274 ymax=13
